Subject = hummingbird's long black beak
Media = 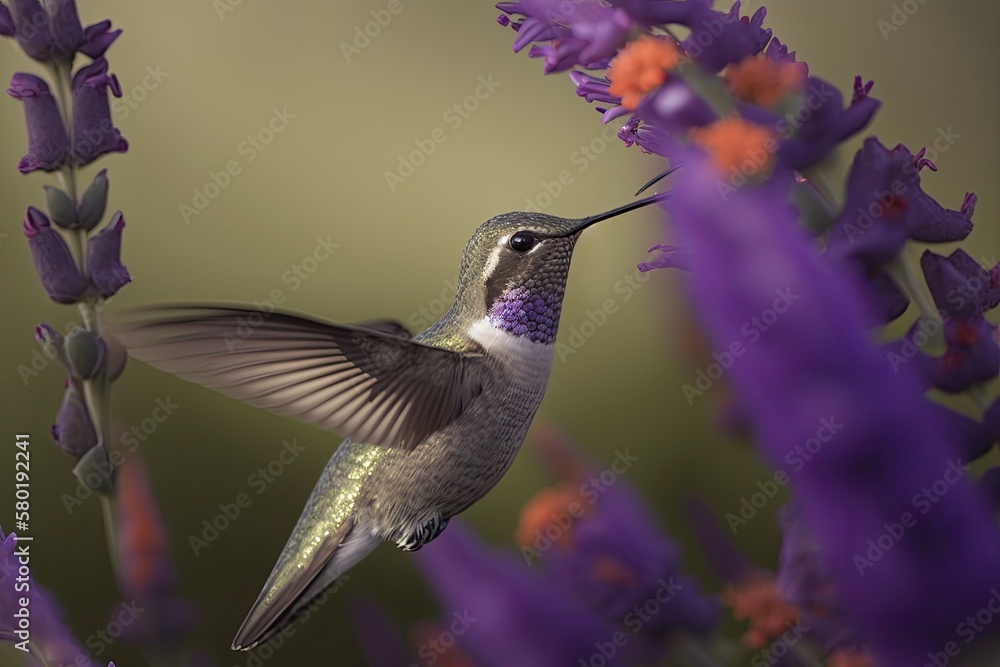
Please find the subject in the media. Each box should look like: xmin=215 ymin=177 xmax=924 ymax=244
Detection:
xmin=559 ymin=188 xmax=674 ymax=237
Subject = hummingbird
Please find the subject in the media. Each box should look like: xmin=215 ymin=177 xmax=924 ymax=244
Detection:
xmin=114 ymin=189 xmax=670 ymax=651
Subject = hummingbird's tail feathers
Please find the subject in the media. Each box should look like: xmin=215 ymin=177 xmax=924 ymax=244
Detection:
xmin=231 ymin=518 xmax=380 ymax=651
xmin=111 ymin=305 xmax=486 ymax=451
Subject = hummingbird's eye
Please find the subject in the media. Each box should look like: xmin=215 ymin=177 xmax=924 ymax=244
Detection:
xmin=508 ymin=232 xmax=539 ymax=253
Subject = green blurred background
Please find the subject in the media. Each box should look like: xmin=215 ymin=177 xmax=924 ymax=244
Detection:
xmin=0 ymin=1 xmax=997 ymax=664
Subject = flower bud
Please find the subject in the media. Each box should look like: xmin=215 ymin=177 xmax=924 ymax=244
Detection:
xmin=6 ymin=0 xmax=53 ymax=61
xmin=23 ymin=206 xmax=88 ymax=304
xmin=35 ymin=322 xmax=65 ymax=364
xmin=43 ymin=185 xmax=78 ymax=228
xmin=72 ymin=58 xmax=128 ymax=166
xmin=7 ymin=72 xmax=70 ymax=173
xmin=77 ymin=169 xmax=108 ymax=231
xmin=52 ymin=381 xmax=98 ymax=459
xmin=64 ymin=326 xmax=105 ymax=379
xmin=88 ymin=211 xmax=130 ymax=298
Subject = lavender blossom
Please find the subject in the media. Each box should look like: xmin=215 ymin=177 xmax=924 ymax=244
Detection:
xmin=7 ymin=72 xmax=70 ymax=173
xmin=43 ymin=0 xmax=84 ymax=58
xmin=23 ymin=206 xmax=89 ymax=303
xmin=51 ymin=380 xmax=99 ymax=458
xmin=88 ymin=211 xmax=130 ymax=298
xmin=78 ymin=18 xmax=121 ymax=58
xmin=4 ymin=0 xmax=52 ymax=60
xmin=665 ymin=155 xmax=1000 ymax=665
xmin=72 ymin=57 xmax=128 ymax=166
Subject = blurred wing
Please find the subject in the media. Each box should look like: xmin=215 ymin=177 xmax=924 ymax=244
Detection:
xmin=113 ymin=306 xmax=484 ymax=450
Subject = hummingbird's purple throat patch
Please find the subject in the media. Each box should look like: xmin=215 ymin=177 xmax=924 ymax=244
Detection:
xmin=488 ymin=285 xmax=561 ymax=344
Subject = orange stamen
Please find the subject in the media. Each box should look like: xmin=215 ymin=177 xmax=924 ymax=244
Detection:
xmin=722 ymin=573 xmax=800 ymax=649
xmin=607 ymin=37 xmax=684 ymax=110
xmin=691 ymin=116 xmax=777 ymax=177
xmin=725 ymin=55 xmax=805 ymax=107
xmin=827 ymin=648 xmax=876 ymax=667
xmin=515 ymin=482 xmax=585 ymax=551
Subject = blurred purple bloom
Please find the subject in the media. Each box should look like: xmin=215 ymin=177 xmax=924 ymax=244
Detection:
xmin=777 ymin=506 xmax=862 ymax=654
xmin=520 ymin=427 xmax=719 ymax=645
xmin=636 ymin=76 xmax=716 ymax=136
xmin=5 ymin=0 xmax=52 ymax=60
xmin=51 ymin=380 xmax=99 ymax=459
xmin=23 ymin=206 xmax=89 ymax=303
xmin=775 ymin=77 xmax=880 ymax=171
xmin=680 ymin=2 xmax=771 ymax=73
xmin=72 ymin=57 xmax=128 ymax=166
xmin=826 ymin=139 xmax=973 ymax=266
xmin=666 ymin=153 xmax=1000 ymax=666
xmin=765 ymin=36 xmax=807 ymax=75
xmin=7 ymin=72 xmax=70 ymax=173
xmin=864 ymin=268 xmax=909 ymax=323
xmin=1 ymin=528 xmax=100 ymax=666
xmin=88 ymin=211 xmax=130 ymax=298
xmin=415 ymin=519 xmax=635 ymax=667
xmin=44 ymin=0 xmax=84 ymax=58
xmin=0 ymin=2 xmax=14 ymax=36
xmin=78 ymin=18 xmax=121 ymax=58
xmin=913 ymin=318 xmax=999 ymax=394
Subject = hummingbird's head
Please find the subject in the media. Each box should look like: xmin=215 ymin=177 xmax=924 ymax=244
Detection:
xmin=450 ymin=190 xmax=672 ymax=347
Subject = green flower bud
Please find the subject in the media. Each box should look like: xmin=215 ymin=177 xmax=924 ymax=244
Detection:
xmin=64 ymin=327 xmax=105 ymax=379
xmin=43 ymin=185 xmax=79 ymax=229
xmin=77 ymin=169 xmax=109 ymax=231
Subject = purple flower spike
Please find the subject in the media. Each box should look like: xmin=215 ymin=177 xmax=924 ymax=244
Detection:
xmin=51 ymin=382 xmax=98 ymax=459
xmin=44 ymin=0 xmax=84 ymax=58
xmin=414 ymin=519 xmax=636 ymax=667
xmin=667 ymin=156 xmax=1000 ymax=666
xmin=6 ymin=0 xmax=52 ymax=60
xmin=7 ymin=72 xmax=70 ymax=173
xmin=88 ymin=211 xmax=130 ymax=298
xmin=681 ymin=2 xmax=772 ymax=74
xmin=78 ymin=18 xmax=121 ymax=58
xmin=23 ymin=206 xmax=89 ymax=304
xmin=72 ymin=57 xmax=128 ymax=166
xmin=777 ymin=77 xmax=880 ymax=171
xmin=0 ymin=2 xmax=14 ymax=35
xmin=826 ymin=138 xmax=973 ymax=266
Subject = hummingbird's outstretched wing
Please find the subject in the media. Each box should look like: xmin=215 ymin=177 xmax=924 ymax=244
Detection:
xmin=113 ymin=306 xmax=484 ymax=450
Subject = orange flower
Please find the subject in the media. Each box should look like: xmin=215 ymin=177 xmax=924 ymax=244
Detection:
xmin=607 ymin=37 xmax=684 ymax=110
xmin=691 ymin=116 xmax=777 ymax=177
xmin=515 ymin=482 xmax=586 ymax=551
xmin=827 ymin=648 xmax=875 ymax=667
xmin=725 ymin=55 xmax=805 ymax=107
xmin=722 ymin=573 xmax=800 ymax=649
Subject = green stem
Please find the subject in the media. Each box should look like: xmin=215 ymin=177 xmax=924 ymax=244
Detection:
xmin=100 ymin=493 xmax=122 ymax=584
xmin=889 ymin=253 xmax=941 ymax=325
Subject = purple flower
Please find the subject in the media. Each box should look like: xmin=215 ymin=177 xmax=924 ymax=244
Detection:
xmin=1 ymin=528 xmax=100 ymax=666
xmin=414 ymin=519 xmax=636 ymax=667
xmin=349 ymin=597 xmax=419 ymax=666
xmin=665 ymin=154 xmax=1000 ymax=666
xmin=44 ymin=0 xmax=84 ymax=58
xmin=638 ymin=244 xmax=694 ymax=273
xmin=0 ymin=2 xmax=14 ymax=35
xmin=7 ymin=72 xmax=70 ymax=173
xmin=72 ymin=57 xmax=128 ymax=166
xmin=51 ymin=380 xmax=98 ymax=459
xmin=680 ymin=2 xmax=771 ymax=74
xmin=88 ymin=211 xmax=130 ymax=298
xmin=826 ymin=138 xmax=973 ymax=266
xmin=635 ymin=76 xmax=716 ymax=137
xmin=775 ymin=77 xmax=880 ymax=171
xmin=5 ymin=0 xmax=52 ymax=60
xmin=78 ymin=18 xmax=121 ymax=58
xmin=23 ymin=206 xmax=89 ymax=304
xmin=864 ymin=267 xmax=909 ymax=323
xmin=921 ymin=249 xmax=1000 ymax=319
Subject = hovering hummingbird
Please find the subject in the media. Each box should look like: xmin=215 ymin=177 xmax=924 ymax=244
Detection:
xmin=114 ymin=188 xmax=671 ymax=651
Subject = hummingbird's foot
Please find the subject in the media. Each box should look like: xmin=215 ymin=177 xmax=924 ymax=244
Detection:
xmin=396 ymin=514 xmax=450 ymax=552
